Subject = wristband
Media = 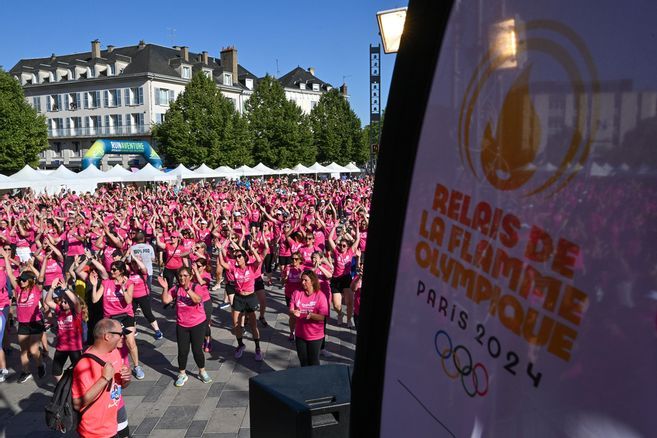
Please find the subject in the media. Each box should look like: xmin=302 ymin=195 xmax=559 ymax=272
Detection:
xmin=102 ymin=376 xmax=112 ymax=383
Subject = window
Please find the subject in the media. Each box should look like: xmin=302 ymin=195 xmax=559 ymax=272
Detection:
xmin=245 ymin=78 xmax=253 ymax=90
xmin=312 ymin=83 xmax=320 ymax=92
xmin=155 ymin=88 xmax=175 ymax=106
xmin=223 ymin=72 xmax=232 ymax=86
xmin=204 ymin=70 xmax=212 ymax=79
xmin=53 ymin=142 xmax=62 ymax=153
xmin=299 ymin=83 xmax=306 ymax=90
xmin=109 ymin=64 xmax=115 ymax=76
xmin=84 ymin=91 xmax=101 ymax=109
xmin=49 ymin=94 xmax=62 ymax=112
xmin=125 ymin=87 xmax=143 ymax=106
xmin=103 ymin=89 xmax=122 ymax=108
xmin=310 ymin=101 xmax=318 ymax=109
xmin=182 ymin=66 xmax=191 ymax=79
xmin=32 ymin=97 xmax=41 ymax=113
xmin=73 ymin=141 xmax=80 ymax=153
xmin=67 ymin=93 xmax=80 ymax=110
xmin=155 ymin=113 xmax=165 ymax=124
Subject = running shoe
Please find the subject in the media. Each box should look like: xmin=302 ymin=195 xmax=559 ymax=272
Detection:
xmin=37 ymin=364 xmax=46 ymax=379
xmin=199 ymin=371 xmax=213 ymax=384
xmin=254 ymin=349 xmax=263 ymax=362
xmin=234 ymin=345 xmax=246 ymax=359
xmin=17 ymin=372 xmax=32 ymax=384
xmin=259 ymin=316 xmax=269 ymax=328
xmin=0 ymin=369 xmax=8 ymax=383
xmin=154 ymin=330 xmax=163 ymax=340
xmin=320 ymin=349 xmax=332 ymax=358
xmin=219 ymin=302 xmax=231 ymax=310
xmin=133 ymin=366 xmax=145 ymax=380
xmin=174 ymin=374 xmax=188 ymax=387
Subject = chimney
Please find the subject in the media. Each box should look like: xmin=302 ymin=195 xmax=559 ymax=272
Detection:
xmin=91 ymin=39 xmax=101 ymax=59
xmin=107 ymin=45 xmax=115 ymax=53
xmin=308 ymin=67 xmax=315 ymax=76
xmin=220 ymin=46 xmax=238 ymax=85
xmin=138 ymin=40 xmax=146 ymax=50
xmin=50 ymin=53 xmax=57 ymax=63
xmin=340 ymin=83 xmax=348 ymax=97
xmin=181 ymin=46 xmax=189 ymax=62
xmin=173 ymin=45 xmax=180 ymax=50
xmin=202 ymin=51 xmax=209 ymax=65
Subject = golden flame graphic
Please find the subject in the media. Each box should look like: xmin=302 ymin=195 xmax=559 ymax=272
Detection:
xmin=481 ymin=66 xmax=541 ymax=190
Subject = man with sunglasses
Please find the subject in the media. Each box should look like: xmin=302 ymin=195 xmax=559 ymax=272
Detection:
xmin=72 ymin=318 xmax=132 ymax=438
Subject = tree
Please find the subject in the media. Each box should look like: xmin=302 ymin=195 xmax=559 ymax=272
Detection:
xmin=0 ymin=69 xmax=48 ymax=173
xmin=152 ymin=71 xmax=252 ymax=167
xmin=309 ymin=89 xmax=364 ymax=165
xmin=245 ymin=75 xmax=315 ymax=168
xmin=359 ymin=113 xmax=385 ymax=166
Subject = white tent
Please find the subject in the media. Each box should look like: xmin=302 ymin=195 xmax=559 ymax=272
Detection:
xmin=215 ymin=165 xmax=239 ymax=179
xmin=78 ymin=165 xmax=122 ymax=183
xmin=344 ymin=162 xmax=362 ymax=173
xmin=121 ymin=163 xmax=176 ymax=182
xmin=170 ymin=164 xmax=199 ymax=180
xmin=307 ymin=162 xmax=329 ymax=173
xmin=590 ymin=162 xmax=612 ymax=177
xmin=291 ymin=164 xmax=311 ymax=174
xmin=194 ymin=164 xmax=220 ymax=178
xmin=105 ymin=164 xmax=133 ymax=178
xmin=11 ymin=165 xmax=51 ymax=181
xmin=276 ymin=168 xmax=293 ymax=175
xmin=324 ymin=162 xmax=350 ymax=173
xmin=50 ymin=165 xmax=79 ymax=179
xmin=253 ymin=163 xmax=276 ymax=175
xmin=234 ymin=165 xmax=264 ymax=177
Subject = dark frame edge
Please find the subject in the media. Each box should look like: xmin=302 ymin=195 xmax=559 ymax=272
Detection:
xmin=351 ymin=0 xmax=456 ymax=436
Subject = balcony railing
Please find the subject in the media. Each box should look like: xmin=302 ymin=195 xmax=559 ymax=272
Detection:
xmin=48 ymin=125 xmax=151 ymax=138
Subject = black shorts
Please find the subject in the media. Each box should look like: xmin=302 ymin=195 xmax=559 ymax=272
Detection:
xmin=331 ymin=275 xmax=351 ymax=294
xmin=225 ymin=282 xmax=236 ymax=295
xmin=232 ymin=293 xmax=259 ymax=313
xmin=110 ymin=313 xmax=135 ymax=328
xmin=254 ymin=277 xmax=265 ymax=291
xmin=18 ymin=321 xmax=45 ymax=335
xmin=278 ymin=255 xmax=291 ymax=266
xmin=285 ymin=296 xmax=291 ymax=308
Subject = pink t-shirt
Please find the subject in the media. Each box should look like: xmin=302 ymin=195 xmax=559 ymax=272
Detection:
xmin=128 ymin=272 xmax=148 ymax=299
xmin=231 ymin=261 xmax=261 ymax=294
xmin=16 ymin=286 xmax=43 ymax=323
xmin=171 ymin=284 xmax=207 ymax=328
xmin=61 ymin=228 xmax=85 ymax=256
xmin=101 ymin=279 xmax=134 ymax=317
xmin=284 ymin=265 xmax=304 ymax=298
xmin=43 ymin=257 xmax=64 ymax=287
xmin=165 ymin=243 xmax=184 ymax=270
xmin=290 ymin=290 xmax=329 ymax=341
xmin=332 ymin=248 xmax=354 ymax=278
xmin=197 ymin=272 xmax=212 ymax=302
xmin=55 ymin=306 xmax=83 ymax=351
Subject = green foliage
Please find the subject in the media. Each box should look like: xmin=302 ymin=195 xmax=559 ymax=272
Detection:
xmin=0 ymin=69 xmax=48 ymax=173
xmin=309 ymin=89 xmax=364 ymax=165
xmin=245 ymin=75 xmax=315 ymax=168
xmin=153 ymin=71 xmax=252 ymax=167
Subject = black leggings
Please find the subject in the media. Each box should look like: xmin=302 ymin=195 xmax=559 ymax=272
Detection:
xmin=263 ymin=253 xmax=274 ymax=274
xmin=176 ymin=321 xmax=206 ymax=371
xmin=295 ymin=338 xmax=323 ymax=367
xmin=163 ymin=268 xmax=177 ymax=289
xmin=132 ymin=295 xmax=156 ymax=324
xmin=204 ymin=300 xmax=212 ymax=337
xmin=52 ymin=349 xmax=82 ymax=376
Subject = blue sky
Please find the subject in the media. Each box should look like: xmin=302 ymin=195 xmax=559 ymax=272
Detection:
xmin=0 ymin=0 xmax=406 ymax=126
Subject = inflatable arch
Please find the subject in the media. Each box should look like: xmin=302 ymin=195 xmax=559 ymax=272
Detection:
xmin=81 ymin=139 xmax=163 ymax=170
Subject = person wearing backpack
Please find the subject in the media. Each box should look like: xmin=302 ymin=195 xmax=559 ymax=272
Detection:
xmin=72 ymin=318 xmax=132 ymax=438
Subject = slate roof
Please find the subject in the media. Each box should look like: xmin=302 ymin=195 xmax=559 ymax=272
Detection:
xmin=9 ymin=43 xmax=327 ymax=91
xmin=276 ymin=66 xmax=332 ymax=90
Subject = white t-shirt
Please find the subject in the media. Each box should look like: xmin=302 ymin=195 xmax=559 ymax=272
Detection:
xmin=129 ymin=243 xmax=155 ymax=275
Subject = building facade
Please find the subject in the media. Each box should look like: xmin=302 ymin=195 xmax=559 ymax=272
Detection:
xmin=9 ymin=40 xmax=336 ymax=169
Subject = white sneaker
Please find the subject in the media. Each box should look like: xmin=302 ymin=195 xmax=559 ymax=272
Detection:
xmin=0 ymin=369 xmax=8 ymax=383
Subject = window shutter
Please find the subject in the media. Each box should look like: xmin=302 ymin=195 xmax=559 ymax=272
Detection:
xmin=116 ymin=89 xmax=121 ymax=106
xmin=138 ymin=87 xmax=144 ymax=105
xmin=104 ymin=90 xmax=109 ymax=107
xmin=95 ymin=91 xmax=101 ymax=107
xmin=169 ymin=89 xmax=174 ymax=103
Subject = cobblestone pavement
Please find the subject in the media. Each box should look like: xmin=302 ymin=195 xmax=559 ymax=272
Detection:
xmin=0 ymin=278 xmax=356 ymax=437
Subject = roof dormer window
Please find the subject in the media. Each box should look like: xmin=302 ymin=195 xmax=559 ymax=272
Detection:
xmin=245 ymin=78 xmax=254 ymax=90
xmin=299 ymin=82 xmax=306 ymax=90
xmin=312 ymin=83 xmax=320 ymax=92
xmin=182 ymin=66 xmax=191 ymax=79
xmin=223 ymin=72 xmax=232 ymax=86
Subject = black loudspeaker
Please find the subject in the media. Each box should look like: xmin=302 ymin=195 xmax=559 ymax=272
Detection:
xmin=249 ymin=364 xmax=351 ymax=438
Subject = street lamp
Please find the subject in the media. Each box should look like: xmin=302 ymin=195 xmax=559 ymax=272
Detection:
xmin=376 ymin=7 xmax=408 ymax=54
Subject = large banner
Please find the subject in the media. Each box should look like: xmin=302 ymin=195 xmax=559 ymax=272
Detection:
xmin=378 ymin=1 xmax=657 ymax=436
xmin=81 ymin=139 xmax=163 ymax=170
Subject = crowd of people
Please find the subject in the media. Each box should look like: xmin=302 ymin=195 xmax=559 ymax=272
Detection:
xmin=0 ymin=175 xmax=371 ymax=437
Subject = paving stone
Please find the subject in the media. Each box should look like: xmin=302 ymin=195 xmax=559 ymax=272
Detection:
xmin=124 ymin=380 xmax=160 ymax=396
xmin=155 ymin=405 xmax=199 ymax=429
xmin=238 ymin=429 xmax=251 ymax=438
xmin=172 ymin=388 xmax=209 ymax=405
xmin=134 ymin=416 xmax=160 ymax=435
xmin=143 ymin=383 xmax=168 ymax=402
xmin=206 ymin=382 xmax=226 ymax=398
xmin=205 ymin=407 xmax=246 ymax=434
xmin=201 ymin=434 xmax=238 ymax=438
xmin=216 ymin=391 xmax=249 ymax=408
xmin=185 ymin=420 xmax=208 ymax=437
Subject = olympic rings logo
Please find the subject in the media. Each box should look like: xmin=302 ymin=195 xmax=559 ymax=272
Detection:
xmin=434 ymin=330 xmax=489 ymax=397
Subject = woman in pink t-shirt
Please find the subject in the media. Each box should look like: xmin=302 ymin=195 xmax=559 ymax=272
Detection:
xmin=91 ymin=259 xmax=145 ymax=381
xmin=128 ymin=256 xmax=162 ymax=340
xmin=159 ymin=266 xmax=212 ymax=387
xmin=289 ymin=270 xmax=329 ymax=367
xmin=2 ymin=250 xmax=45 ymax=383
xmin=350 ymin=263 xmax=364 ymax=331
xmin=327 ymin=225 xmax=360 ymax=329
xmin=191 ymin=257 xmax=213 ymax=353
xmin=282 ymin=252 xmax=304 ymax=341
xmin=43 ymin=278 xmax=82 ymax=381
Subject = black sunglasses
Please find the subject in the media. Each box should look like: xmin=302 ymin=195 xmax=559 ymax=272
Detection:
xmin=108 ymin=331 xmax=124 ymax=336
